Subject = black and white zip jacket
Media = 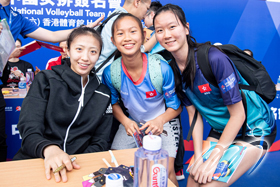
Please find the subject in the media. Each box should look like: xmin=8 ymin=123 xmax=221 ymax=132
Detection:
xmin=14 ymin=63 xmax=113 ymax=160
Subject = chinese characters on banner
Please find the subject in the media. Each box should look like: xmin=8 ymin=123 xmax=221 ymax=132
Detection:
xmin=11 ymin=0 xmax=122 ymax=28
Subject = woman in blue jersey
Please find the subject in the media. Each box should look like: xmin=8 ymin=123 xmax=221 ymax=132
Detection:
xmin=153 ymin=4 xmax=276 ymax=187
xmin=102 ymin=13 xmax=182 ymax=186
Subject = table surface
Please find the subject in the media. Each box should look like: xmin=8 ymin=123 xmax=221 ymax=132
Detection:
xmin=0 ymin=148 xmax=176 ymax=187
xmin=2 ymin=87 xmax=25 ymax=99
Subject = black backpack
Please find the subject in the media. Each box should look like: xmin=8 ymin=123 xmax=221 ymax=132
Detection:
xmin=186 ymin=44 xmax=276 ymax=141
xmin=197 ymin=44 xmax=276 ymax=104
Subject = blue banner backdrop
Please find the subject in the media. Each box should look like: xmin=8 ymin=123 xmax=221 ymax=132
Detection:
xmin=6 ymin=0 xmax=280 ymax=160
xmin=11 ymin=0 xmax=280 ymax=83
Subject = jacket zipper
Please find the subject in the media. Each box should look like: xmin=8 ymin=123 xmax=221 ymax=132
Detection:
xmin=63 ymin=75 xmax=89 ymax=152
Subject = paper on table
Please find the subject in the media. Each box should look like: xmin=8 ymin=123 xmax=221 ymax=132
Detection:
xmin=0 ymin=19 xmax=15 ymax=77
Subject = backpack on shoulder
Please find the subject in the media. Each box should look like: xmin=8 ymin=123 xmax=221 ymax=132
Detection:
xmin=186 ymin=44 xmax=276 ymax=141
xmin=197 ymin=44 xmax=276 ymax=104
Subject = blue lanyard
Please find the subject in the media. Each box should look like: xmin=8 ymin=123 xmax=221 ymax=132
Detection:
xmin=0 ymin=4 xmax=12 ymax=28
xmin=8 ymin=9 xmax=12 ymax=27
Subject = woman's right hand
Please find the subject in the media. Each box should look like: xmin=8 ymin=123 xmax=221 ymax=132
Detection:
xmin=123 ymin=119 xmax=140 ymax=136
xmin=43 ymin=145 xmax=80 ymax=183
xmin=188 ymin=155 xmax=204 ymax=179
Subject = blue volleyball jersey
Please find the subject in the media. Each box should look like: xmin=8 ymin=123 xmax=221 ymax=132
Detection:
xmin=102 ymin=53 xmax=181 ymax=123
xmin=182 ymin=47 xmax=275 ymax=137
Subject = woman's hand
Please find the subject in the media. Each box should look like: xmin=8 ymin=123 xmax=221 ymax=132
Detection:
xmin=139 ymin=118 xmax=164 ymax=136
xmin=193 ymin=157 xmax=219 ymax=184
xmin=43 ymin=145 xmax=80 ymax=183
xmin=86 ymin=14 xmax=104 ymax=28
xmin=123 ymin=118 xmax=140 ymax=136
xmin=11 ymin=70 xmax=22 ymax=78
xmin=191 ymin=147 xmax=223 ymax=184
xmin=35 ymin=66 xmax=41 ymax=75
xmin=188 ymin=155 xmax=204 ymax=178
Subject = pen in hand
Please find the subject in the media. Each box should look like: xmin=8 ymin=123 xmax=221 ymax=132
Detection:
xmin=53 ymin=156 xmax=77 ymax=173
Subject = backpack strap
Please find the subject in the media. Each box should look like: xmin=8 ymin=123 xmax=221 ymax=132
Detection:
xmin=110 ymin=56 xmax=122 ymax=93
xmin=148 ymin=53 xmax=166 ymax=94
xmin=196 ymin=44 xmax=247 ymax=140
xmin=95 ymin=12 xmax=120 ymax=73
xmin=111 ymin=53 xmax=166 ymax=95
xmin=96 ymin=12 xmax=120 ymax=33
xmin=197 ymin=44 xmax=218 ymax=88
xmin=186 ymin=109 xmax=198 ymax=142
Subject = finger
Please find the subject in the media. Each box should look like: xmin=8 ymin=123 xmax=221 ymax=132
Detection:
xmin=139 ymin=123 xmax=149 ymax=131
xmin=60 ymin=168 xmax=68 ymax=183
xmin=127 ymin=128 xmax=133 ymax=136
xmin=72 ymin=161 xmax=80 ymax=169
xmin=202 ymin=174 xmax=207 ymax=184
xmin=45 ymin=163 xmax=52 ymax=180
xmin=198 ymin=172 xmax=205 ymax=184
xmin=152 ymin=126 xmax=160 ymax=135
xmin=145 ymin=126 xmax=153 ymax=135
xmin=134 ymin=124 xmax=140 ymax=133
xmin=51 ymin=163 xmax=62 ymax=183
xmin=96 ymin=14 xmax=105 ymax=23
xmin=194 ymin=172 xmax=199 ymax=183
xmin=207 ymin=174 xmax=212 ymax=183
xmin=64 ymin=158 xmax=73 ymax=172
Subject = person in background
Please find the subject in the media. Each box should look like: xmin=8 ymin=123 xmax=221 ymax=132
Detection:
xmin=0 ymin=0 xmax=103 ymax=162
xmin=102 ymin=13 xmax=182 ymax=186
xmin=13 ymin=26 xmax=113 ymax=183
xmin=45 ymin=41 xmax=68 ymax=70
xmin=154 ymin=4 xmax=276 ymax=186
xmin=2 ymin=38 xmax=34 ymax=87
xmin=243 ymin=49 xmax=253 ymax=57
xmin=144 ymin=0 xmax=162 ymax=31
xmin=142 ymin=0 xmax=162 ymax=53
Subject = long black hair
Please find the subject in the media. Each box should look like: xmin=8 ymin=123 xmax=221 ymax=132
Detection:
xmin=153 ymin=4 xmax=212 ymax=100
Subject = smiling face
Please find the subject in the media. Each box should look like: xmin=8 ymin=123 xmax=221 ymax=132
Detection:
xmin=112 ymin=16 xmax=144 ymax=58
xmin=154 ymin=11 xmax=189 ymax=55
xmin=67 ymin=34 xmax=101 ymax=79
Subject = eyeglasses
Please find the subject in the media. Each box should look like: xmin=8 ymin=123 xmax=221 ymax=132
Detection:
xmin=145 ymin=10 xmax=151 ymax=17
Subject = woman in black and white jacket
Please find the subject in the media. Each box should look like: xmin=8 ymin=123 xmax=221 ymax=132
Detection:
xmin=13 ymin=26 xmax=113 ymax=183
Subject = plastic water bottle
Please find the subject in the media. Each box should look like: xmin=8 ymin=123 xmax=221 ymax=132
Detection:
xmin=134 ymin=135 xmax=169 ymax=187
xmin=277 ymin=76 xmax=280 ymax=90
xmin=18 ymin=77 xmax=27 ymax=97
xmin=26 ymin=69 xmax=34 ymax=91
xmin=26 ymin=68 xmax=34 ymax=86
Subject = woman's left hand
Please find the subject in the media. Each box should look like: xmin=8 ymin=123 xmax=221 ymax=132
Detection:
xmin=139 ymin=118 xmax=164 ymax=136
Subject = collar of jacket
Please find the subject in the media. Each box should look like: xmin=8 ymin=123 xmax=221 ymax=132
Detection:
xmin=51 ymin=61 xmax=100 ymax=100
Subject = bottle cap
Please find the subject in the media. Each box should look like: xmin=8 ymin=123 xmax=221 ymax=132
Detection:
xmin=27 ymin=69 xmax=32 ymax=72
xmin=143 ymin=135 xmax=162 ymax=151
xmin=20 ymin=77 xmax=25 ymax=81
xmin=106 ymin=173 xmax=123 ymax=187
